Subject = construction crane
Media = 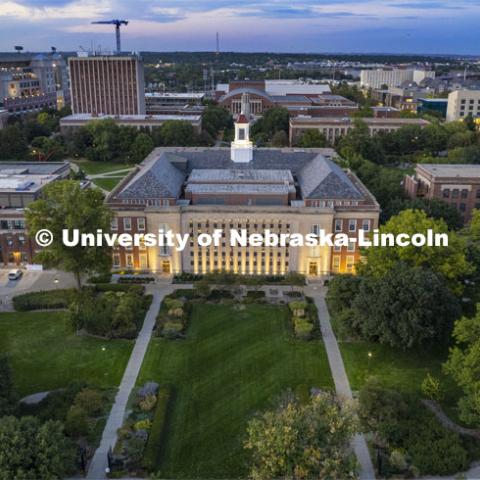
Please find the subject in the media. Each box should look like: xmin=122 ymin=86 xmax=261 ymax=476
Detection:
xmin=91 ymin=19 xmax=128 ymax=53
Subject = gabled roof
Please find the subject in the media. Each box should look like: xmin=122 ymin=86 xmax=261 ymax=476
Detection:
xmin=298 ymin=156 xmax=362 ymax=199
xmin=117 ymin=153 xmax=184 ymax=199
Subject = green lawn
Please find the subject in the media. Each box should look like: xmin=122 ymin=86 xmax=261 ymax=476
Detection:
xmin=138 ymin=303 xmax=332 ymax=478
xmin=92 ymin=177 xmax=124 ymax=191
xmin=74 ymin=160 xmax=134 ymax=175
xmin=0 ymin=311 xmax=133 ymax=396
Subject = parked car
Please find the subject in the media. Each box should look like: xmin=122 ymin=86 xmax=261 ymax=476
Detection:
xmin=8 ymin=269 xmax=22 ymax=281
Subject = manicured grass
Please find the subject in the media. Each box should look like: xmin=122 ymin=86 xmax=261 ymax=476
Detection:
xmin=0 ymin=311 xmax=133 ymax=396
xmin=92 ymin=177 xmax=124 ymax=191
xmin=74 ymin=160 xmax=134 ymax=175
xmin=138 ymin=303 xmax=333 ymax=478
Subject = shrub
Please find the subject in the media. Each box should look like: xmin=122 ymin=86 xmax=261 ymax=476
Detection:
xmin=13 ymin=289 xmax=76 ymax=311
xmin=137 ymin=382 xmax=159 ymax=399
xmin=118 ymin=276 xmax=155 ymax=284
xmin=142 ymin=388 xmax=171 ymax=471
xmin=294 ymin=318 xmax=314 ymax=340
xmin=289 ymin=301 xmax=307 ymax=317
xmin=65 ymin=405 xmax=90 ymax=437
xmin=139 ymin=394 xmax=157 ymax=412
xmin=73 ymin=388 xmax=104 ymax=417
xmin=93 ymin=283 xmax=145 ymax=295
xmin=162 ymin=321 xmax=183 ymax=339
xmin=421 ymin=373 xmax=444 ymax=402
xmin=164 ymin=298 xmax=184 ymax=310
xmin=134 ymin=419 xmax=152 ymax=431
xmin=88 ymin=273 xmax=112 ymax=284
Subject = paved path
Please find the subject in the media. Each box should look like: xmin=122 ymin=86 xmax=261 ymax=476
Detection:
xmin=86 ymin=284 xmax=173 ymax=480
xmin=307 ymin=286 xmax=376 ymax=480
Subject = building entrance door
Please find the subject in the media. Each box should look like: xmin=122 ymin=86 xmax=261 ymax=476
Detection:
xmin=309 ymin=262 xmax=318 ymax=276
xmin=161 ymin=260 xmax=171 ymax=274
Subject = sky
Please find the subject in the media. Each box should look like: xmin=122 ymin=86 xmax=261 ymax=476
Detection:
xmin=0 ymin=0 xmax=479 ymax=55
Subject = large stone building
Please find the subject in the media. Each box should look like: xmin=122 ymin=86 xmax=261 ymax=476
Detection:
xmin=106 ymin=113 xmax=380 ymax=277
xmin=360 ymin=68 xmax=435 ymax=89
xmin=0 ymin=162 xmax=70 ymax=266
xmin=405 ymin=164 xmax=480 ymax=224
xmin=289 ymin=116 xmax=430 ymax=145
xmin=69 ymin=53 xmax=145 ymax=115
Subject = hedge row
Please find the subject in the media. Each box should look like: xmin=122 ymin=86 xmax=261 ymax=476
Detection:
xmin=92 ymin=283 xmax=145 ymax=294
xmin=142 ymin=387 xmax=172 ymax=471
xmin=12 ymin=289 xmax=77 ymax=311
xmin=118 ymin=276 xmax=155 ymax=284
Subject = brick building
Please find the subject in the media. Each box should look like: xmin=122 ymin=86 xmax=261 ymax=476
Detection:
xmin=106 ymin=112 xmax=380 ymax=276
xmin=405 ymin=164 xmax=480 ymax=224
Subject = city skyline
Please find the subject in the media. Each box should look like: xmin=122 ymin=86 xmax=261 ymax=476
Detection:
xmin=0 ymin=0 xmax=479 ymax=55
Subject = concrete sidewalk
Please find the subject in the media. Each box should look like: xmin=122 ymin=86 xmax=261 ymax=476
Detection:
xmin=307 ymin=286 xmax=376 ymax=480
xmin=86 ymin=284 xmax=173 ymax=480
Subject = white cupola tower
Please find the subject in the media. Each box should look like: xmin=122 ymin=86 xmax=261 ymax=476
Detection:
xmin=231 ymin=93 xmax=253 ymax=163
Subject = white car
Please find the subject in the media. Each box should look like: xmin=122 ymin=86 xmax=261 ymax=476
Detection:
xmin=8 ymin=269 xmax=22 ymax=281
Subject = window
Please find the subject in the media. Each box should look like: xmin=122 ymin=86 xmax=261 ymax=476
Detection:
xmin=459 ymin=203 xmax=466 ymax=212
xmin=334 ymin=219 xmax=343 ymax=232
xmin=461 ymin=189 xmax=469 ymax=199
xmin=111 ymin=218 xmax=118 ymax=230
xmin=123 ymin=217 xmax=132 ymax=230
xmin=452 ymin=189 xmax=459 ymax=199
xmin=476 ymin=189 xmax=480 ymax=199
xmin=348 ymin=219 xmax=357 ymax=232
xmin=238 ymin=128 xmax=245 ymax=140
xmin=333 ymin=243 xmax=341 ymax=253
xmin=137 ymin=218 xmax=146 ymax=230
xmin=347 ymin=241 xmax=356 ymax=253
xmin=113 ymin=254 xmax=120 ymax=268
xmin=346 ymin=256 xmax=355 ymax=273
xmin=139 ymin=254 xmax=148 ymax=269
xmin=362 ymin=219 xmax=371 ymax=232
xmin=125 ymin=254 xmax=134 ymax=268
xmin=311 ymin=224 xmax=320 ymax=236
xmin=159 ymin=244 xmax=169 ymax=256
xmin=332 ymin=256 xmax=341 ymax=273
xmin=442 ymin=189 xmax=450 ymax=198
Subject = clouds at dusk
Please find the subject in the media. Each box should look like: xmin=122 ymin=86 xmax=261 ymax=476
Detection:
xmin=0 ymin=0 xmax=478 ymax=54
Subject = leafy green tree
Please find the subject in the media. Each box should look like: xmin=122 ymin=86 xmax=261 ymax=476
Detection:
xmin=444 ymin=304 xmax=480 ymax=426
xmin=297 ymin=129 xmax=327 ymax=148
xmin=25 ymin=180 xmax=112 ymax=289
xmin=0 ymin=125 xmax=28 ymax=160
xmin=339 ymin=119 xmax=385 ymax=164
xmin=0 ymin=416 xmax=75 ymax=479
xmin=202 ymin=105 xmax=233 ymax=138
xmin=155 ymin=120 xmax=198 ymax=146
xmin=252 ymin=107 xmax=289 ymax=142
xmin=129 ymin=132 xmax=154 ymax=163
xmin=359 ymin=209 xmax=474 ymax=294
xmin=245 ymin=391 xmax=358 ymax=480
xmin=270 ymin=130 xmax=288 ymax=147
xmin=31 ymin=136 xmax=66 ymax=162
xmin=0 ymin=355 xmax=15 ymax=416
xmin=352 ymin=263 xmax=460 ymax=349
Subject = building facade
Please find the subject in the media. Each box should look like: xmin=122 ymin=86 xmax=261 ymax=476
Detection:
xmin=446 ymin=90 xmax=480 ymax=122
xmin=106 ymin=114 xmax=380 ymax=277
xmin=360 ymin=68 xmax=435 ymax=89
xmin=289 ymin=116 xmax=430 ymax=145
xmin=405 ymin=164 xmax=480 ymax=224
xmin=69 ymin=54 xmax=145 ymax=115
xmin=0 ymin=162 xmax=70 ymax=266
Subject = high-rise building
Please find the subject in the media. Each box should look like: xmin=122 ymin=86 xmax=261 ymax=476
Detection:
xmin=360 ymin=68 xmax=435 ymax=89
xmin=69 ymin=54 xmax=145 ymax=115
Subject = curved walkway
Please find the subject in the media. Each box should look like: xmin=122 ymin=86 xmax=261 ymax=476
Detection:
xmin=306 ymin=286 xmax=376 ymax=480
xmin=86 ymin=284 xmax=173 ymax=480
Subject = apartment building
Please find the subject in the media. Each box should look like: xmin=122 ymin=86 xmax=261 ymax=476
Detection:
xmin=69 ymin=54 xmax=145 ymax=115
xmin=360 ymin=68 xmax=435 ymax=89
xmin=446 ymin=90 xmax=480 ymax=122
xmin=405 ymin=164 xmax=480 ymax=223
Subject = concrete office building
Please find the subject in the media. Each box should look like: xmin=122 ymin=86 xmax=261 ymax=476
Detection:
xmin=405 ymin=164 xmax=480 ymax=224
xmin=446 ymin=90 xmax=480 ymax=122
xmin=0 ymin=162 xmax=70 ymax=266
xmin=360 ymin=68 xmax=435 ymax=89
xmin=59 ymin=113 xmax=202 ymax=134
xmin=289 ymin=116 xmax=430 ymax=145
xmin=106 ymin=112 xmax=380 ymax=276
xmin=69 ymin=54 xmax=145 ymax=115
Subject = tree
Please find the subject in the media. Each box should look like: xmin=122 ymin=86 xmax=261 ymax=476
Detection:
xmin=25 ymin=180 xmax=112 ymax=289
xmin=202 ymin=105 xmax=233 ymax=138
xmin=0 ymin=355 xmax=15 ymax=416
xmin=251 ymin=107 xmax=289 ymax=142
xmin=129 ymin=132 xmax=154 ymax=163
xmin=270 ymin=130 xmax=288 ymax=147
xmin=0 ymin=124 xmax=28 ymax=160
xmin=444 ymin=304 xmax=480 ymax=426
xmin=244 ymin=391 xmax=358 ymax=480
xmin=31 ymin=136 xmax=66 ymax=162
xmin=155 ymin=120 xmax=198 ymax=146
xmin=0 ymin=416 xmax=75 ymax=479
xmin=297 ymin=129 xmax=327 ymax=148
xmin=359 ymin=209 xmax=474 ymax=294
xmin=339 ymin=119 xmax=385 ymax=164
xmin=352 ymin=263 xmax=460 ymax=349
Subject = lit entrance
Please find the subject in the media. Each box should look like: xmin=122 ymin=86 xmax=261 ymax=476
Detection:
xmin=309 ymin=262 xmax=318 ymax=276
xmin=161 ymin=260 xmax=171 ymax=274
